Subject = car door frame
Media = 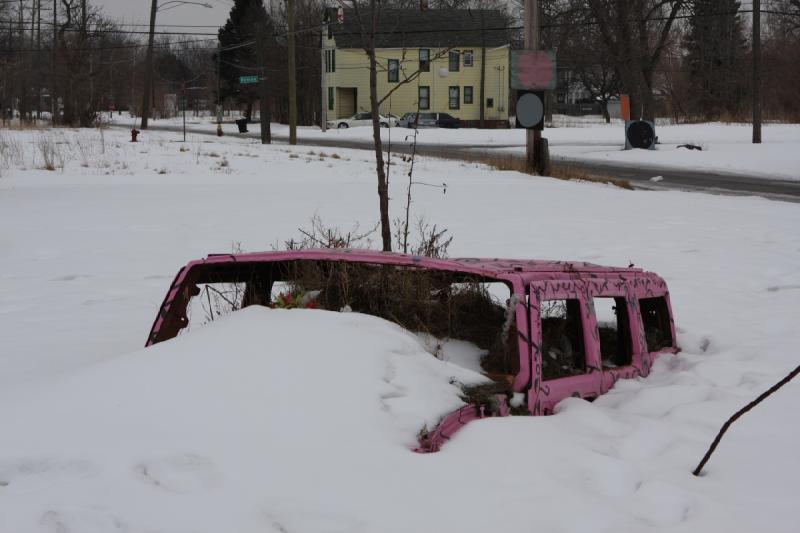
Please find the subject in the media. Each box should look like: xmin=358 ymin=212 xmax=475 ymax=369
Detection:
xmin=528 ymin=279 xmax=602 ymax=415
xmin=584 ymin=277 xmax=647 ymax=393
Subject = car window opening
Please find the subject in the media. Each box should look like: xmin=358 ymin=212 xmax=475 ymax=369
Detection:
xmin=639 ymin=296 xmax=673 ymax=352
xmin=593 ymin=296 xmax=633 ymax=368
xmin=182 ymin=260 xmax=520 ymax=387
xmin=541 ymin=299 xmax=586 ymax=380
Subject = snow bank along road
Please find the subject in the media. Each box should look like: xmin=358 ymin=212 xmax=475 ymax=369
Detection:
xmin=114 ymin=120 xmax=800 ymax=202
xmin=1 ymin=128 xmax=799 ymax=532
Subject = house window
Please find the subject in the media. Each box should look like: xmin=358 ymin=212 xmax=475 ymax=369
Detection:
xmin=541 ymin=299 xmax=586 ymax=380
xmin=639 ymin=297 xmax=673 ymax=352
xmin=419 ymin=49 xmax=430 ymax=72
xmin=464 ymin=86 xmax=473 ymax=104
xmin=463 ymin=49 xmax=473 ymax=67
xmin=593 ymin=297 xmax=633 ymax=368
xmin=448 ymin=86 xmax=459 ymax=109
xmin=418 ymin=86 xmax=430 ymax=110
xmin=328 ymin=87 xmax=334 ymax=111
xmin=325 ymin=49 xmax=336 ymax=73
xmin=388 ymin=59 xmax=399 ymax=82
xmin=487 ymin=98 xmax=494 ymax=108
xmin=449 ymin=51 xmax=460 ymax=72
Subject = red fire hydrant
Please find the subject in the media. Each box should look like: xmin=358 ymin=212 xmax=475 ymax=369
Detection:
xmin=130 ymin=128 xmax=140 ymax=142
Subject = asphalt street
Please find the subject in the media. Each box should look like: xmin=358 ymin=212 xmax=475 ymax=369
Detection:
xmin=124 ymin=123 xmax=800 ymax=203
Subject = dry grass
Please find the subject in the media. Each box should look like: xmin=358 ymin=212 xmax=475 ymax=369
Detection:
xmin=36 ymin=133 xmax=64 ymax=171
xmin=478 ymin=154 xmax=633 ymax=190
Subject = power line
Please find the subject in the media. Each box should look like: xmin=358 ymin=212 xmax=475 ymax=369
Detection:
xmin=3 ymin=7 xmax=798 ymax=54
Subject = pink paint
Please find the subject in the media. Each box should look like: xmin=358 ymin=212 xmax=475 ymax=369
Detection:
xmin=147 ymin=249 xmax=677 ymax=452
xmin=511 ymin=50 xmax=557 ymax=90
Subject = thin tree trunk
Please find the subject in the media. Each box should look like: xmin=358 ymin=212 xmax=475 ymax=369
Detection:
xmin=368 ymin=44 xmax=391 ymax=252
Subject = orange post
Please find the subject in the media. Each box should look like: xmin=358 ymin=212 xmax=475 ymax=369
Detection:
xmin=620 ymin=95 xmax=631 ymax=121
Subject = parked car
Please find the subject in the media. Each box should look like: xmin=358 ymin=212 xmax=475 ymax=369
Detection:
xmin=327 ymin=112 xmax=396 ymax=129
xmin=397 ymin=112 xmax=437 ymax=128
xmin=398 ymin=112 xmax=460 ymax=128
xmin=148 ymin=249 xmax=677 ymax=452
xmin=434 ymin=112 xmax=460 ymax=128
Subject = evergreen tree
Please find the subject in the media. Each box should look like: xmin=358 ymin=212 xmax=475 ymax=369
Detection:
xmin=217 ymin=0 xmax=271 ymax=121
xmin=684 ymin=0 xmax=748 ymax=120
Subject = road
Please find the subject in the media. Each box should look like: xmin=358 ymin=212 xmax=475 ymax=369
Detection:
xmin=126 ymin=123 xmax=800 ymax=202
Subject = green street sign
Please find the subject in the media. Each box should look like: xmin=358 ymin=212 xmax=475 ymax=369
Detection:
xmin=239 ymin=75 xmax=259 ymax=84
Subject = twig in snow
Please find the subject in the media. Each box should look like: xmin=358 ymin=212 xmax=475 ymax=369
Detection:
xmin=692 ymin=363 xmax=800 ymax=476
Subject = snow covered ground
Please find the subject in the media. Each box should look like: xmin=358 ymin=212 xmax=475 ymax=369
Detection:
xmin=1 ymin=127 xmax=799 ymax=532
xmin=109 ymin=113 xmax=800 ymax=180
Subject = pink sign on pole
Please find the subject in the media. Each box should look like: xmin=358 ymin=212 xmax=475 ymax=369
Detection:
xmin=510 ymin=50 xmax=557 ymax=91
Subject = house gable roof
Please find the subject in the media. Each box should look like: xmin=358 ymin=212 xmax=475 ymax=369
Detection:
xmin=329 ymin=8 xmax=510 ymax=49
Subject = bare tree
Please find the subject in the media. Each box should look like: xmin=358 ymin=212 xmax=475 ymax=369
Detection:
xmin=347 ymin=0 xmax=394 ymax=251
xmin=334 ymin=4 xmax=499 ymax=251
xmin=557 ymin=6 xmax=620 ymax=122
xmin=582 ymin=0 xmax=685 ymax=121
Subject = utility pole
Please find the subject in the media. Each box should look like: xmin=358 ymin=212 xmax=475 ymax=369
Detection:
xmin=287 ymin=0 xmax=297 ymax=144
xmin=321 ymin=22 xmax=327 ymax=132
xmin=752 ymin=0 xmax=761 ymax=144
xmin=141 ymin=0 xmax=158 ymax=129
xmin=51 ymin=0 xmax=56 ymax=124
xmin=479 ymin=10 xmax=486 ymax=128
xmin=19 ymin=0 xmax=26 ymax=121
xmin=216 ymin=41 xmax=223 ymax=136
xmin=524 ymin=0 xmax=540 ymax=172
xmin=255 ymin=22 xmax=271 ymax=144
xmin=36 ymin=0 xmax=41 ymax=121
xmin=29 ymin=0 xmax=36 ymax=121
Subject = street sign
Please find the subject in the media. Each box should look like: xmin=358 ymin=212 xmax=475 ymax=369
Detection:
xmin=239 ymin=75 xmax=259 ymax=84
xmin=625 ymin=120 xmax=656 ymax=150
xmin=510 ymin=50 xmax=557 ymax=91
xmin=515 ymin=91 xmax=545 ymax=130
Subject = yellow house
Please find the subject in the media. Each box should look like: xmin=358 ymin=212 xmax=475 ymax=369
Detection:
xmin=323 ymin=9 xmax=511 ymax=127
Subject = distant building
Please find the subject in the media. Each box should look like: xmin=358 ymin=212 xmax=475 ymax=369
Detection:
xmin=324 ymin=9 xmax=511 ymax=127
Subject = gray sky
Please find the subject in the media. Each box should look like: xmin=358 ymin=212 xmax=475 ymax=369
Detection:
xmin=94 ymin=0 xmax=232 ymax=31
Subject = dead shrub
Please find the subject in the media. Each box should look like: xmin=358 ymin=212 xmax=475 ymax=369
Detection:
xmin=36 ymin=133 xmax=64 ymax=171
xmin=394 ymin=217 xmax=453 ymax=259
xmin=0 ymin=131 xmax=25 ymax=171
xmin=282 ymin=215 xmax=378 ymax=251
xmin=73 ymin=136 xmax=93 ymax=167
xmin=276 ymin=216 xmax=515 ymax=380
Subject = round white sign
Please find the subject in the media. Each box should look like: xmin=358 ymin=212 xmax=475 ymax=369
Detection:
xmin=517 ymin=93 xmax=544 ymax=128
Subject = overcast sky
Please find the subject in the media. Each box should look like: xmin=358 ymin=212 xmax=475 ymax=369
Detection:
xmin=94 ymin=0 xmax=232 ymax=30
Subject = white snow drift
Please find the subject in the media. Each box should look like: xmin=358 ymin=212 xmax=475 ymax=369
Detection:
xmin=0 ymin=127 xmax=798 ymax=532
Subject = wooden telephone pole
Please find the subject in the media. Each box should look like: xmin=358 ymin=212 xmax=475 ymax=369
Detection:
xmin=141 ymin=0 xmax=158 ymax=129
xmin=752 ymin=0 xmax=761 ymax=144
xmin=524 ymin=0 xmax=541 ymax=172
xmin=287 ymin=0 xmax=297 ymax=144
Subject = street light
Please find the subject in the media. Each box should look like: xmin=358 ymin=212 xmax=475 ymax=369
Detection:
xmin=140 ymin=0 xmax=212 ymax=130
